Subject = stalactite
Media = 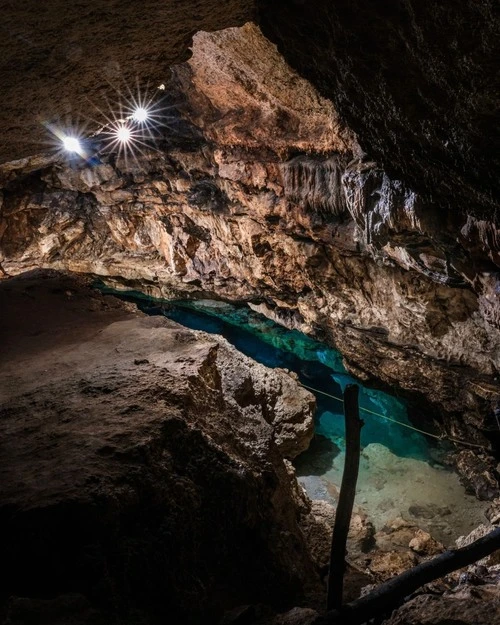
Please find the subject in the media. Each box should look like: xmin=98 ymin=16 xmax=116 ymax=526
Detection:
xmin=282 ymin=155 xmax=348 ymax=218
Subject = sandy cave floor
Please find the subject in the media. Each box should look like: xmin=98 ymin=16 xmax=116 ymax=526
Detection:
xmin=299 ymin=442 xmax=490 ymax=546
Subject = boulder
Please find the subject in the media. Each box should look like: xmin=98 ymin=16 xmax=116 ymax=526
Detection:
xmin=454 ymin=450 xmax=500 ymax=501
xmin=368 ymin=550 xmax=418 ymax=580
xmin=409 ymin=529 xmax=444 ymax=556
xmin=0 ymin=272 xmax=319 ymax=625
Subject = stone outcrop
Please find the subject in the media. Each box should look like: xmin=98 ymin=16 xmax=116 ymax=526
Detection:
xmin=383 ymin=523 xmax=500 ymax=625
xmin=258 ymin=0 xmax=499 ymax=221
xmin=0 ymin=271 xmax=320 ymax=624
xmin=1 ymin=24 xmax=498 ymax=448
xmin=454 ymin=450 xmax=500 ymax=501
xmin=383 ymin=585 xmax=500 ymax=625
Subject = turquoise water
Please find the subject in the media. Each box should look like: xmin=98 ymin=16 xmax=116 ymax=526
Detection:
xmin=100 ymin=287 xmax=434 ymax=463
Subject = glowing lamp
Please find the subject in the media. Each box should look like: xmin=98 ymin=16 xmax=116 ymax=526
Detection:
xmin=116 ymin=125 xmax=131 ymax=143
xmin=62 ymin=136 xmax=81 ymax=153
xmin=132 ymin=107 xmax=149 ymax=122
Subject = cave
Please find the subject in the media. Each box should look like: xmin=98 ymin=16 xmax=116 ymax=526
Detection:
xmin=0 ymin=2 xmax=499 ymax=625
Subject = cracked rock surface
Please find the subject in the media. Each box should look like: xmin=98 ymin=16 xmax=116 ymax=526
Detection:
xmin=1 ymin=25 xmax=498 ymax=447
xmin=0 ymin=271 xmax=319 ymax=624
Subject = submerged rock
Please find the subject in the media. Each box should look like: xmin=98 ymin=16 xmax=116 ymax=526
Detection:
xmin=454 ymin=450 xmax=500 ymax=501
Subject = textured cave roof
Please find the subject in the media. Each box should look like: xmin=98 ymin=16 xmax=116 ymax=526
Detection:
xmin=0 ymin=0 xmax=255 ymax=164
xmin=258 ymin=0 xmax=499 ymax=218
xmin=1 ymin=0 xmax=498 ymax=218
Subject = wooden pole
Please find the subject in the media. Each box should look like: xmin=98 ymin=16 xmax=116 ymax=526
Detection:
xmin=326 ymin=384 xmax=363 ymax=611
xmin=317 ymin=526 xmax=500 ymax=625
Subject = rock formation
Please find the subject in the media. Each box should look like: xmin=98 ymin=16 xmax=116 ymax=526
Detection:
xmin=4 ymin=272 xmax=471 ymax=624
xmin=382 ymin=586 xmax=500 ymax=625
xmin=1 ymin=4 xmax=499 ymax=624
xmin=258 ymin=0 xmax=499 ymax=222
xmin=1 ymin=24 xmax=498 ymax=448
xmin=0 ymin=271 xmax=320 ymax=624
xmin=380 ymin=522 xmax=500 ymax=625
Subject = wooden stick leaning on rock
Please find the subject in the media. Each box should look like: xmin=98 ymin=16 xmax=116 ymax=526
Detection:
xmin=327 ymin=384 xmax=363 ymax=611
xmin=317 ymin=525 xmax=500 ymax=625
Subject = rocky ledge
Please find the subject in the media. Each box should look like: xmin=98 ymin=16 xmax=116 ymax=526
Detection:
xmin=0 ymin=271 xmax=320 ymax=624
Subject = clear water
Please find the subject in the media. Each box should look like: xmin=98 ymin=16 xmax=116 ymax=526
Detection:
xmin=100 ymin=288 xmax=433 ymax=463
xmin=98 ymin=287 xmax=493 ymax=542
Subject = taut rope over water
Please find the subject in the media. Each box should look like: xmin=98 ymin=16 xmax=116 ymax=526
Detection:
xmin=299 ymin=383 xmax=488 ymax=450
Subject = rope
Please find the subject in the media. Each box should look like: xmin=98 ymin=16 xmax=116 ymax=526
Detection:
xmin=299 ymin=382 xmax=488 ymax=450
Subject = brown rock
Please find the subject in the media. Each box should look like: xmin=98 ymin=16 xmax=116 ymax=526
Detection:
xmin=301 ymin=500 xmax=336 ymax=570
xmin=368 ymin=550 xmax=418 ymax=580
xmin=409 ymin=529 xmax=444 ymax=556
xmin=375 ymin=518 xmax=440 ymax=554
xmin=486 ymin=498 xmax=500 ymax=525
xmin=0 ymin=272 xmax=320 ymax=624
xmin=348 ymin=512 xmax=376 ymax=555
xmin=383 ymin=585 xmax=500 ymax=625
xmin=456 ymin=524 xmax=500 ymax=567
xmin=454 ymin=450 xmax=500 ymax=501
xmin=186 ymin=24 xmax=355 ymax=154
xmin=301 ymin=500 xmax=375 ymax=570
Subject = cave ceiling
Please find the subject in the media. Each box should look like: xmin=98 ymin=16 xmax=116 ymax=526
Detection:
xmin=0 ymin=0 xmax=255 ymax=164
xmin=258 ymin=0 xmax=499 ymax=219
xmin=0 ymin=0 xmax=498 ymax=221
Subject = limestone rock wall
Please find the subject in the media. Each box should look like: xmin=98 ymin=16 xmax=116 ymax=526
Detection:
xmin=258 ymin=0 xmax=499 ymax=221
xmin=0 ymin=24 xmax=499 ymax=445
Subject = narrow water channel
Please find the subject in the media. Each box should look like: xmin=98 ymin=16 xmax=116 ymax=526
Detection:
xmin=101 ymin=288 xmax=489 ymax=544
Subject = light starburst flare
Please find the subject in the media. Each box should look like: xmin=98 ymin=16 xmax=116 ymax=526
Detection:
xmin=131 ymin=107 xmax=149 ymax=123
xmin=42 ymin=117 xmax=91 ymax=161
xmin=44 ymin=78 xmax=172 ymax=168
xmin=116 ymin=124 xmax=132 ymax=143
xmin=62 ymin=136 xmax=82 ymax=153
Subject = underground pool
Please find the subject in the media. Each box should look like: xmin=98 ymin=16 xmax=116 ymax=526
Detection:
xmin=100 ymin=288 xmax=489 ymax=544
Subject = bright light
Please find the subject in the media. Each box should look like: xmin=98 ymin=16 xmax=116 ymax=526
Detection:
xmin=89 ymin=81 xmax=171 ymax=166
xmin=116 ymin=125 xmax=131 ymax=143
xmin=132 ymin=107 xmax=149 ymax=122
xmin=62 ymin=136 xmax=81 ymax=153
